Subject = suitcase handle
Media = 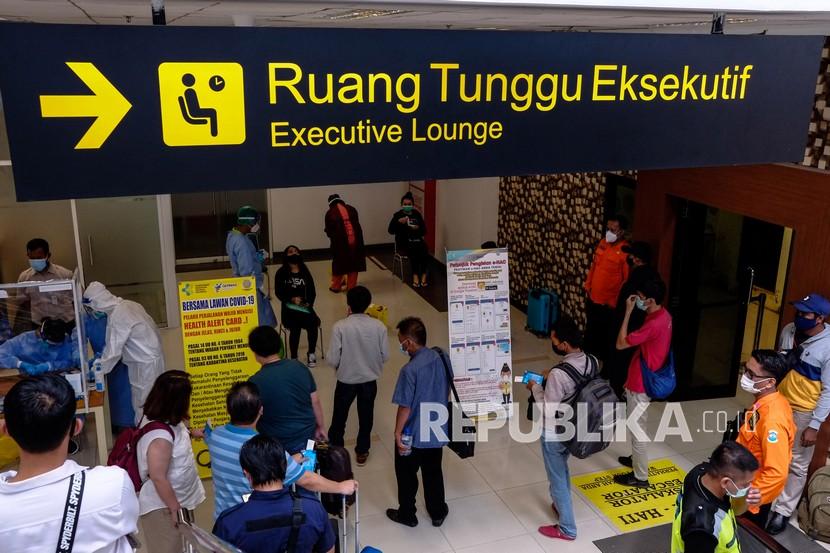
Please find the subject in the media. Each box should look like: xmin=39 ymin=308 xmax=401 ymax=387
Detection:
xmin=340 ymin=489 xmax=361 ymax=553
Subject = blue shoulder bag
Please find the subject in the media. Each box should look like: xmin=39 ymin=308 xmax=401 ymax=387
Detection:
xmin=640 ymin=350 xmax=676 ymax=400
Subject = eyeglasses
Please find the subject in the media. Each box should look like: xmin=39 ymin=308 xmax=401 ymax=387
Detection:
xmin=742 ymin=365 xmax=765 ymax=380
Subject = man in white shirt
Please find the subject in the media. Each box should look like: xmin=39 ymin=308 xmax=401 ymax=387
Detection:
xmin=0 ymin=374 xmax=139 ymax=552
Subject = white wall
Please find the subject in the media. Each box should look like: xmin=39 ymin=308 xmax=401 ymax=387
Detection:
xmin=0 ymin=166 xmax=78 ymax=282
xmin=269 ymin=181 xmax=409 ymax=252
xmin=435 ymin=177 xmax=500 ymax=262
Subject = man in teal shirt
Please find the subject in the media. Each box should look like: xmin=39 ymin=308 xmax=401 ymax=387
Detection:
xmin=248 ymin=326 xmax=327 ymax=454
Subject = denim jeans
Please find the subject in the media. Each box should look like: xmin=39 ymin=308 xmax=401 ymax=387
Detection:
xmin=540 ymin=439 xmax=577 ymax=538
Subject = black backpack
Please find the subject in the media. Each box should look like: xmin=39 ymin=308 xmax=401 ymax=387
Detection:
xmin=555 ymin=355 xmax=619 ymax=459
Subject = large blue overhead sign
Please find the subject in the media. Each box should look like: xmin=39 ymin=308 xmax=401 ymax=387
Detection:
xmin=0 ymin=23 xmax=822 ymax=201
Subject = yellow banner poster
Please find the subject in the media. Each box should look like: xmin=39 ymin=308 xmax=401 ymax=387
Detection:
xmin=572 ymin=458 xmax=686 ymax=533
xmin=178 ymin=277 xmax=260 ymax=478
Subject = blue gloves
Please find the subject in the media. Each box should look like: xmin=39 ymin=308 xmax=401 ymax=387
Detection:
xmin=256 ymin=249 xmax=267 ymax=264
xmin=19 ymin=361 xmax=52 ymax=375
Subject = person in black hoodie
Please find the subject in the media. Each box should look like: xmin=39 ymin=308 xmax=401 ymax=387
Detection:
xmin=602 ymin=241 xmax=660 ymax=397
xmin=274 ymin=245 xmax=320 ymax=367
xmin=388 ymin=192 xmax=429 ymax=288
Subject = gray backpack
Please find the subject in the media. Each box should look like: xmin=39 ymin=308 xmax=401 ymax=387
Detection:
xmin=798 ymin=465 xmax=830 ymax=542
xmin=557 ymin=355 xmax=619 ymax=459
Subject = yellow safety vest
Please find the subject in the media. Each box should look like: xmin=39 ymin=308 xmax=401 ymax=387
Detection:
xmin=671 ymin=489 xmax=741 ymax=553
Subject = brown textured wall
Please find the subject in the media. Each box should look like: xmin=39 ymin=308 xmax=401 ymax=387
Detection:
xmin=803 ymin=38 xmax=830 ymax=170
xmin=498 ymin=173 xmax=606 ymax=327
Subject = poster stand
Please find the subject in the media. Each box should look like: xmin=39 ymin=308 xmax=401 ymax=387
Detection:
xmin=446 ymin=248 xmax=513 ymax=420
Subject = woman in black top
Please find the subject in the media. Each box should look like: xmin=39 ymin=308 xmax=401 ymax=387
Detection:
xmin=274 ymin=245 xmax=319 ymax=367
xmin=387 ymin=192 xmax=429 ymax=287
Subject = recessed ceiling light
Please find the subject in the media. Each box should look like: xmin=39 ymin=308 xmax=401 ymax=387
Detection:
xmin=326 ymin=9 xmax=409 ymax=21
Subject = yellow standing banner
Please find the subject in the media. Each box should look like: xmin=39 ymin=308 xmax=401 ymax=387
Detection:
xmin=178 ymin=277 xmax=260 ymax=478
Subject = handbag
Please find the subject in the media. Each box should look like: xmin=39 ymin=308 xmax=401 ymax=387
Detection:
xmin=640 ymin=350 xmax=676 ymax=400
xmin=433 ymin=347 xmax=476 ymax=459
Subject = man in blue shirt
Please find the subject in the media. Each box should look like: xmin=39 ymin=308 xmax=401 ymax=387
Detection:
xmin=206 ymin=381 xmax=356 ymax=519
xmin=387 ymin=316 xmax=450 ymax=529
xmin=213 ymin=435 xmax=337 ymax=553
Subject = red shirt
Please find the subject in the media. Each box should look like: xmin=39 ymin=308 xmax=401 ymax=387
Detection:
xmin=624 ymin=307 xmax=673 ymax=394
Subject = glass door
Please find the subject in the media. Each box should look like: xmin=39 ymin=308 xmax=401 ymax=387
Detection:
xmin=74 ymin=196 xmax=167 ymax=325
xmin=172 ymin=189 xmax=269 ymax=265
xmin=668 ymin=200 xmax=789 ymax=400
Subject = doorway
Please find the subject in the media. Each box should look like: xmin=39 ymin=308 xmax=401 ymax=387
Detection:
xmin=172 ymin=190 xmax=269 ymax=265
xmin=668 ymin=200 xmax=791 ymax=400
xmin=73 ymin=196 xmax=168 ymax=326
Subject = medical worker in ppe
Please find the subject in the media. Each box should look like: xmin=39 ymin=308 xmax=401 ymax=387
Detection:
xmin=226 ymin=205 xmax=278 ymax=328
xmin=0 ymin=318 xmax=81 ymax=374
xmin=84 ymin=307 xmax=136 ymax=428
xmin=83 ymin=282 xmax=165 ymax=423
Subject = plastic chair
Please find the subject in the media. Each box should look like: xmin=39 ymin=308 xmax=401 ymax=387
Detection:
xmin=392 ymin=243 xmax=409 ymax=282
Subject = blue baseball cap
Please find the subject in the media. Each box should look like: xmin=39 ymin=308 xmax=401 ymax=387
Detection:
xmin=792 ymin=293 xmax=830 ymax=317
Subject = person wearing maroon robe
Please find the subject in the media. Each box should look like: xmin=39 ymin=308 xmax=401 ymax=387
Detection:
xmin=324 ymin=194 xmax=366 ymax=292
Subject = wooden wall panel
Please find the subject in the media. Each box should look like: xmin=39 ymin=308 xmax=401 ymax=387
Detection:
xmin=636 ymin=163 xmax=830 ymax=326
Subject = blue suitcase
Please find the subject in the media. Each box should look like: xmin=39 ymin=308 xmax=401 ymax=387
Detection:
xmin=526 ymin=288 xmax=559 ymax=336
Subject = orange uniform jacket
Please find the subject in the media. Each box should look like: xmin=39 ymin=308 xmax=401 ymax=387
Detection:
xmin=736 ymin=391 xmax=796 ymax=512
xmin=585 ymin=239 xmax=629 ymax=307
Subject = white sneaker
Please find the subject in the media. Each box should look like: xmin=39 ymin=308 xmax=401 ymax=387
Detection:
xmin=308 ymin=353 xmax=317 ymax=368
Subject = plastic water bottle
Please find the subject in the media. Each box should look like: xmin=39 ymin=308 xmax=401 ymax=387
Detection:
xmin=400 ymin=429 xmax=413 ymax=457
xmin=93 ymin=359 xmax=105 ymax=392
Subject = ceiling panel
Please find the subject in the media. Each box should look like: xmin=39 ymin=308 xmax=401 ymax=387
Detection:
xmin=0 ymin=0 xmax=827 ymax=33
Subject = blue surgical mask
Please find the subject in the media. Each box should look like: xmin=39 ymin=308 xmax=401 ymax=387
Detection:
xmin=29 ymin=258 xmax=47 ymax=272
xmin=795 ymin=314 xmax=820 ymax=332
xmin=399 ymin=340 xmax=409 ymax=356
xmin=725 ymin=478 xmax=750 ymax=498
xmin=635 ymin=297 xmax=648 ymax=311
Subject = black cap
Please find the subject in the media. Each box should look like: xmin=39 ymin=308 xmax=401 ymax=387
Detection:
xmin=622 ymin=241 xmax=652 ymax=264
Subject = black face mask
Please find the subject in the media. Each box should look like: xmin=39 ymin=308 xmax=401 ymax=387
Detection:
xmin=626 ymin=256 xmax=635 ymax=267
xmin=552 ymin=343 xmax=568 ymax=356
xmin=286 ymin=254 xmax=302 ymax=265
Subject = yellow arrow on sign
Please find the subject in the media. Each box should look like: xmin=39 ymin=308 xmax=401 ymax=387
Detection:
xmin=40 ymin=62 xmax=132 ymax=150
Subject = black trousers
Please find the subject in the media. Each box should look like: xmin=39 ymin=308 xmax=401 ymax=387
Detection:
xmin=405 ymin=241 xmax=429 ymax=277
xmin=584 ymin=299 xmax=615 ymax=363
xmin=394 ymin=446 xmax=448 ymax=521
xmin=288 ymin=325 xmax=318 ymax=359
xmin=328 ymin=380 xmax=377 ymax=454
xmin=284 ymin=309 xmax=319 ymax=359
xmin=741 ymin=502 xmax=772 ymax=527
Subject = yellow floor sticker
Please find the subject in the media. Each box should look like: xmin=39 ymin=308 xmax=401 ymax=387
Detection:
xmin=572 ymin=458 xmax=686 ymax=533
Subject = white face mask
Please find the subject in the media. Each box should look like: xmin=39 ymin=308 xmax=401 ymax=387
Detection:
xmin=250 ymin=222 xmax=261 ymax=233
xmin=740 ymin=373 xmax=772 ymax=394
xmin=605 ymin=230 xmax=618 ymax=243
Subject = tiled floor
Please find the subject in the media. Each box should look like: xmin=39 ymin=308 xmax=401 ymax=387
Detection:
xmin=70 ymin=257 xmax=828 ymax=552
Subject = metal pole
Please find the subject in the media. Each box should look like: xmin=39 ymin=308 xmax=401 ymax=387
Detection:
xmin=711 ymin=12 xmax=726 ymax=35
xmin=151 ymin=0 xmax=166 ymax=25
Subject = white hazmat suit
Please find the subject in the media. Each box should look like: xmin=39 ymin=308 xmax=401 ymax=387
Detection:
xmin=83 ymin=281 xmax=165 ymax=422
